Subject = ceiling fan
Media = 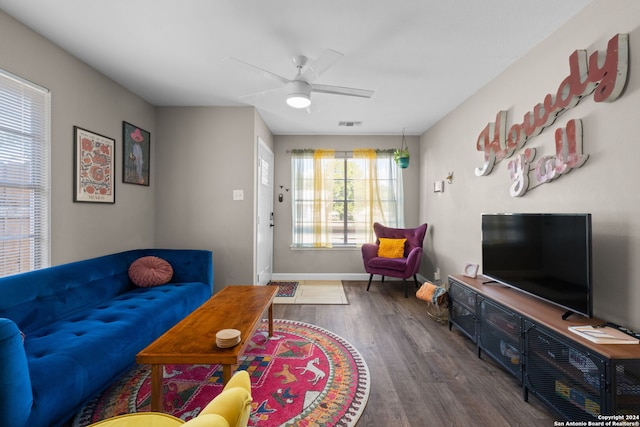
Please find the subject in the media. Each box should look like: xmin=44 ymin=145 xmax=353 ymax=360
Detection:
xmin=227 ymin=49 xmax=375 ymax=109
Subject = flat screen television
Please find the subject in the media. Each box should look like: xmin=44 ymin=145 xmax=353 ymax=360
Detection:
xmin=481 ymin=213 xmax=593 ymax=318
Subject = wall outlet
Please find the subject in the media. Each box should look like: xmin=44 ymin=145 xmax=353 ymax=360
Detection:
xmin=434 ymin=267 xmax=441 ymax=282
xmin=233 ymin=189 xmax=244 ymax=201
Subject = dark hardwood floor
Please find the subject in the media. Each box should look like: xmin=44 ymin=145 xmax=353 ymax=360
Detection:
xmin=273 ymin=280 xmax=557 ymax=427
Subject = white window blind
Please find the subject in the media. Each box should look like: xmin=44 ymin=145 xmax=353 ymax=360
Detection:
xmin=0 ymin=69 xmax=50 ymax=276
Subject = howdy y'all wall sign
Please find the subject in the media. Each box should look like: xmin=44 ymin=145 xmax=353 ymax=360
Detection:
xmin=475 ymin=34 xmax=629 ymax=197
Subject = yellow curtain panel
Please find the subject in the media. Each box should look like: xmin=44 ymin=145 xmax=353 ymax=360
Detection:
xmin=313 ymin=149 xmax=335 ymax=247
xmin=354 ymin=149 xmax=385 ymax=243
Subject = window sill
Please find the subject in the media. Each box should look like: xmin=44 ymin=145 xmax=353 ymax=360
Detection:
xmin=290 ymin=245 xmax=361 ymax=251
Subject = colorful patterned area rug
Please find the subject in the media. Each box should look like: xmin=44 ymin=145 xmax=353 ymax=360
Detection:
xmin=268 ymin=281 xmax=299 ymax=297
xmin=73 ymin=319 xmax=370 ymax=427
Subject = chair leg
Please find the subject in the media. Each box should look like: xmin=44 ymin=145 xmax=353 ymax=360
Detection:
xmin=381 ymin=276 xmax=385 ymax=283
xmin=403 ymin=279 xmax=409 ymax=298
xmin=413 ymin=275 xmax=420 ymax=289
xmin=366 ymin=274 xmax=374 ymax=292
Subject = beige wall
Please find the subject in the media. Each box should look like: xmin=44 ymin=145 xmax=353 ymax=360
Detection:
xmin=272 ymin=135 xmax=421 ymax=276
xmin=0 ymin=10 xmax=156 ymax=265
xmin=154 ymin=107 xmax=274 ymax=291
xmin=421 ymin=0 xmax=640 ymax=329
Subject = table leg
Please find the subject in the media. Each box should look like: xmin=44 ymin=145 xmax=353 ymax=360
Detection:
xmin=268 ymin=303 xmax=274 ymax=337
xmin=222 ymin=364 xmax=232 ymax=385
xmin=150 ymin=364 xmax=163 ymax=412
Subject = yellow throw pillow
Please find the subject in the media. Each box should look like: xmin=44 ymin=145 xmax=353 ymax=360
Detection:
xmin=377 ymin=238 xmax=407 ymax=258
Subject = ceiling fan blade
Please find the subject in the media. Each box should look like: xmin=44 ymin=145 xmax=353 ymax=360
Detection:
xmin=223 ymin=57 xmax=290 ymax=86
xmin=238 ymin=86 xmax=283 ymax=101
xmin=301 ymin=49 xmax=344 ymax=82
xmin=310 ymin=83 xmax=375 ymax=99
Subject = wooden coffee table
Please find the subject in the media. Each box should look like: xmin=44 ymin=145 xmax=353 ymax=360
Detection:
xmin=136 ymin=285 xmax=278 ymax=412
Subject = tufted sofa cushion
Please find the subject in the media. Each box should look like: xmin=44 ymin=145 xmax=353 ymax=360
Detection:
xmin=0 ymin=249 xmax=214 ymax=427
xmin=25 ymin=283 xmax=210 ymax=427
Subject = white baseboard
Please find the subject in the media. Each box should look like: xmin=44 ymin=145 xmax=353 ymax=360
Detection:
xmin=271 ymin=273 xmax=369 ymax=281
xmin=271 ymin=273 xmax=429 ymax=283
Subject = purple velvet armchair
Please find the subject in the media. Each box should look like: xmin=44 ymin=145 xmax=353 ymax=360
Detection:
xmin=361 ymin=222 xmax=428 ymax=298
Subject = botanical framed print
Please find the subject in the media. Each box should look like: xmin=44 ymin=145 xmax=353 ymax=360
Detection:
xmin=74 ymin=126 xmax=115 ymax=203
xmin=122 ymin=121 xmax=150 ymax=186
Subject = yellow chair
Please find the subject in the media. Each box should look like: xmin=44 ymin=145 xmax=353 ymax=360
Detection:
xmin=87 ymin=371 xmax=252 ymax=427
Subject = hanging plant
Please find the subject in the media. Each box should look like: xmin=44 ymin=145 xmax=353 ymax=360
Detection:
xmin=394 ymin=130 xmax=410 ymax=168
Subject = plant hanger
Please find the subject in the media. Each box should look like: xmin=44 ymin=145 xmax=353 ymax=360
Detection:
xmin=394 ymin=129 xmax=410 ymax=169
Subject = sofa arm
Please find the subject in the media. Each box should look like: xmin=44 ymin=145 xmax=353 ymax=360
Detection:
xmin=0 ymin=318 xmax=32 ymax=427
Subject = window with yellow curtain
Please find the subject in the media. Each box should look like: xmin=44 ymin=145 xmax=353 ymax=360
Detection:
xmin=291 ymin=148 xmax=403 ymax=248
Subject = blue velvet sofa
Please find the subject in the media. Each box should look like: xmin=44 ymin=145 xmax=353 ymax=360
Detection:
xmin=0 ymin=249 xmax=213 ymax=427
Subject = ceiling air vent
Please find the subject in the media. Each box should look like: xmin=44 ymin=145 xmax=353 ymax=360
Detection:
xmin=338 ymin=121 xmax=362 ymax=127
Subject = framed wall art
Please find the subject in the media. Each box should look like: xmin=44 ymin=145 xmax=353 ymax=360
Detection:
xmin=122 ymin=121 xmax=150 ymax=186
xmin=74 ymin=126 xmax=115 ymax=203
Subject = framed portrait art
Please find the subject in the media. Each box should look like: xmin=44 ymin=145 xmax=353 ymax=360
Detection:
xmin=74 ymin=126 xmax=115 ymax=203
xmin=122 ymin=122 xmax=150 ymax=186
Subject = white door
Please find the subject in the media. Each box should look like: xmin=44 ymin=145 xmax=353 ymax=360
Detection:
xmin=256 ymin=137 xmax=274 ymax=285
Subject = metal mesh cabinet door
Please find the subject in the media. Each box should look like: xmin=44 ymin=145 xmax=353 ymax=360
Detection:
xmin=525 ymin=321 xmax=605 ymax=421
xmin=448 ymin=278 xmax=477 ymax=342
xmin=611 ymin=360 xmax=640 ymax=415
xmin=479 ymin=297 xmax=522 ymax=380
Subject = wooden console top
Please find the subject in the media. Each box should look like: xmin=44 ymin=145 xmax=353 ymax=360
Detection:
xmin=450 ymin=274 xmax=640 ymax=359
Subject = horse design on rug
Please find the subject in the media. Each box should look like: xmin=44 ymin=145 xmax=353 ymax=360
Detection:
xmin=273 ymin=363 xmax=297 ymax=384
xmin=295 ymin=357 xmax=326 ymax=385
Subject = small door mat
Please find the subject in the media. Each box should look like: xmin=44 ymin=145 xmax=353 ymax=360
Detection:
xmin=268 ymin=281 xmax=299 ymax=297
xmin=272 ymin=280 xmax=349 ymax=305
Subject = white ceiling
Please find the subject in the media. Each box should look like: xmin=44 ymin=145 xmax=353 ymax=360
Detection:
xmin=0 ymin=0 xmax=593 ymax=136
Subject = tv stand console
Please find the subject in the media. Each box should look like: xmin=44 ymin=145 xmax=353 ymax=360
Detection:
xmin=448 ymin=274 xmax=640 ymax=421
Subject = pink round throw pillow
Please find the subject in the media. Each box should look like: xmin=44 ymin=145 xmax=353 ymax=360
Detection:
xmin=128 ymin=256 xmax=173 ymax=287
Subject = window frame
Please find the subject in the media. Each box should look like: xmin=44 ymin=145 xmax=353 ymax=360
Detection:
xmin=0 ymin=69 xmax=51 ymax=277
xmin=290 ymin=149 xmax=404 ymax=248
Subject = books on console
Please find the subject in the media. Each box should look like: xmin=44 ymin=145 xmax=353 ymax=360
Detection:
xmin=568 ymin=325 xmax=639 ymax=344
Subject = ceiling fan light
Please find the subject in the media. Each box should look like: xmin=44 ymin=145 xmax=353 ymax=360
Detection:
xmin=286 ymin=93 xmax=311 ymax=108
xmin=286 ymin=80 xmax=312 ymax=108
